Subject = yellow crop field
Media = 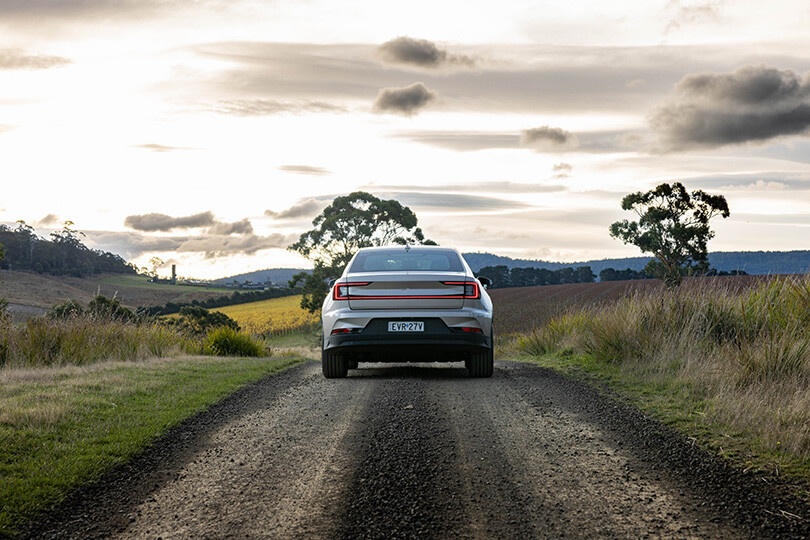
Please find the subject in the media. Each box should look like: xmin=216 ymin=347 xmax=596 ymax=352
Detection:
xmin=213 ymin=295 xmax=319 ymax=335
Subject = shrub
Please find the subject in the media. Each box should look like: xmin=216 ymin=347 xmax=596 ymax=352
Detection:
xmin=203 ymin=327 xmax=266 ymax=357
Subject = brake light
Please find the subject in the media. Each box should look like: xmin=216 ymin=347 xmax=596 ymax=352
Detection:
xmin=333 ymin=282 xmax=370 ymax=301
xmin=460 ymin=327 xmax=483 ymax=334
xmin=330 ymin=328 xmax=360 ymax=335
xmin=441 ymin=281 xmax=480 ymax=299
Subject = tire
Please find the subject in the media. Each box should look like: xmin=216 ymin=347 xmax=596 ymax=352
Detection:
xmin=322 ymin=349 xmax=348 ymax=378
xmin=347 ymin=359 xmax=359 ymax=370
xmin=468 ymin=349 xmax=493 ymax=378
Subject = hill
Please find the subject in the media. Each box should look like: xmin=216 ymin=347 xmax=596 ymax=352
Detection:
xmin=462 ymin=250 xmax=810 ymax=276
xmin=212 ymin=250 xmax=810 ymax=287
xmin=212 ymin=268 xmax=307 ymax=287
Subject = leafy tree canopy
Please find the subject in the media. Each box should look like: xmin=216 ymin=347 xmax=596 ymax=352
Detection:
xmin=289 ymin=191 xmax=435 ymax=312
xmin=609 ymin=182 xmax=730 ymax=286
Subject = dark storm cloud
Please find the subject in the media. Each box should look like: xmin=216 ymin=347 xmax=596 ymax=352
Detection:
xmin=520 ymin=126 xmax=579 ymax=151
xmin=373 ymin=82 xmax=437 ymax=116
xmin=278 ymin=165 xmax=331 ymax=176
xmin=124 ymin=211 xmax=216 ymax=232
xmin=378 ymin=36 xmax=477 ymax=70
xmin=0 ymin=50 xmax=71 ymax=70
xmin=265 ymin=198 xmax=325 ymax=220
xmin=86 ymin=230 xmax=294 ymax=260
xmin=213 ymin=99 xmax=347 ymax=116
xmin=649 ymin=64 xmax=810 ymax=151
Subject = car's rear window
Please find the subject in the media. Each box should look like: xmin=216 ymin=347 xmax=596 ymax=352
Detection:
xmin=349 ymin=249 xmax=464 ymax=273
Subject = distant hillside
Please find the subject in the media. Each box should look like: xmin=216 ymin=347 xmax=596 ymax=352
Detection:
xmin=213 ymin=268 xmax=308 ymax=287
xmin=462 ymin=251 xmax=810 ymax=276
xmin=213 ymin=251 xmax=810 ymax=285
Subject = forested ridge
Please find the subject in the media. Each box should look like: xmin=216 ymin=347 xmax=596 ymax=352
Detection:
xmin=0 ymin=221 xmax=135 ymax=277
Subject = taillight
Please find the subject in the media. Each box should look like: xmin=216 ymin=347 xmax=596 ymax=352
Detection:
xmin=442 ymin=281 xmax=480 ymax=299
xmin=459 ymin=327 xmax=483 ymax=334
xmin=333 ymin=282 xmax=370 ymax=300
xmin=331 ymin=328 xmax=360 ymax=335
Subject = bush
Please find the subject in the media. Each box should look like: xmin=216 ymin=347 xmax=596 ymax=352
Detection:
xmin=203 ymin=327 xmax=266 ymax=357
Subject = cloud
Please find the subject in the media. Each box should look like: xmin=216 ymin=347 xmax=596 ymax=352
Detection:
xmin=206 ymin=218 xmax=253 ymax=236
xmin=520 ymin=126 xmax=580 ymax=152
xmin=649 ymin=64 xmax=810 ymax=151
xmin=124 ymin=211 xmax=216 ymax=232
xmin=664 ymin=1 xmax=723 ymax=35
xmin=0 ymin=49 xmax=71 ymax=70
xmin=278 ymin=165 xmax=330 ymax=176
xmin=36 ymin=213 xmax=61 ymax=226
xmin=213 ymin=99 xmax=347 ymax=116
xmin=132 ymin=143 xmax=196 ymax=152
xmin=378 ymin=36 xmax=476 ymax=70
xmin=393 ymin=131 xmax=519 ymax=152
xmin=373 ymin=82 xmax=437 ymax=116
xmin=265 ymin=198 xmax=324 ymax=220
xmin=86 ymin=230 xmax=294 ymax=260
xmin=376 ymin=192 xmax=531 ymax=212
xmin=366 ymin=182 xmax=566 ymax=194
xmin=552 ymin=162 xmax=573 ymax=178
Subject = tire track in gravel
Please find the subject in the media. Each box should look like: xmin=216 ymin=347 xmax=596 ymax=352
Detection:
xmin=22 ymin=360 xmax=809 ymax=539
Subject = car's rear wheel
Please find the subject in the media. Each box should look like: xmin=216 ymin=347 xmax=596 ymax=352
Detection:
xmin=322 ymin=349 xmax=348 ymax=378
xmin=468 ymin=349 xmax=493 ymax=378
xmin=347 ymin=359 xmax=359 ymax=370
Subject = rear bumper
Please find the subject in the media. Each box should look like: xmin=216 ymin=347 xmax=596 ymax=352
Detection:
xmin=324 ymin=317 xmax=491 ymax=362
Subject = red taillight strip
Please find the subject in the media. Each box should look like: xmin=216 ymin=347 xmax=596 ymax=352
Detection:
xmin=334 ymin=280 xmax=480 ymax=301
xmin=441 ymin=281 xmax=480 ymax=299
xmin=333 ymin=282 xmax=370 ymax=301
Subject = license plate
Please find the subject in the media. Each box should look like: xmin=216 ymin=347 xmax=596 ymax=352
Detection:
xmin=388 ymin=321 xmax=424 ymax=332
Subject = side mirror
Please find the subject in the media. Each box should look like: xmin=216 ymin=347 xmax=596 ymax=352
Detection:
xmin=477 ymin=276 xmax=492 ymax=289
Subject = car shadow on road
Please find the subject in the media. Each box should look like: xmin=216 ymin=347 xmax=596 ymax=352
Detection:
xmin=346 ymin=363 xmax=476 ymax=380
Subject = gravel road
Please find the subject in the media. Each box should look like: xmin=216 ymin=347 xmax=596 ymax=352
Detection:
xmin=24 ymin=361 xmax=809 ymax=539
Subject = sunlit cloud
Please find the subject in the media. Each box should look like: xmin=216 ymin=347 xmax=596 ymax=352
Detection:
xmin=265 ymin=199 xmax=326 ymax=220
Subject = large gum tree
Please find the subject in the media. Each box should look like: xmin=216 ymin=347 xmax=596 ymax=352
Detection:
xmin=609 ymin=182 xmax=730 ymax=286
xmin=289 ymin=191 xmax=435 ymax=312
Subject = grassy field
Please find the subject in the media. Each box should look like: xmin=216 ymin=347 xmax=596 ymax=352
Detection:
xmin=498 ymin=275 xmax=810 ymax=491
xmin=0 ymin=354 xmax=306 ymax=538
xmin=0 ymin=271 xmax=228 ymax=311
xmin=214 ymin=294 xmax=320 ymax=335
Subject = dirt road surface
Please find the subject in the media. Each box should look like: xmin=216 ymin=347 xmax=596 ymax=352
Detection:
xmin=24 ymin=361 xmax=808 ymax=539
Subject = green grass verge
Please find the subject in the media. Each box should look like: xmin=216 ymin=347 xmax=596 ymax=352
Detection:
xmin=0 ymin=354 xmax=304 ymax=537
xmin=508 ymin=351 xmax=810 ymax=499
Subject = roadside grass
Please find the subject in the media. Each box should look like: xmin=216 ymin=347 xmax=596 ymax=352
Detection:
xmin=0 ymin=317 xmax=196 ymax=368
xmin=214 ymin=295 xmax=320 ymax=336
xmin=0 ymin=354 xmax=304 ymax=538
xmin=507 ymin=275 xmax=810 ymax=492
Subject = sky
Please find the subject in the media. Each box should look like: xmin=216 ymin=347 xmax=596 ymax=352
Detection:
xmin=1 ymin=0 xmax=809 ymax=279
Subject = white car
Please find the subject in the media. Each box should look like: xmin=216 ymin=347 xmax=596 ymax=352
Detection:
xmin=320 ymin=245 xmax=494 ymax=378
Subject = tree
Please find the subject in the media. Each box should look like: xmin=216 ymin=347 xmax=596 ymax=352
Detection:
xmin=289 ymin=191 xmax=435 ymax=312
xmin=609 ymin=182 xmax=729 ymax=286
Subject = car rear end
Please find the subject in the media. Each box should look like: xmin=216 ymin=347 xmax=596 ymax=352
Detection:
xmin=321 ymin=246 xmax=493 ymax=378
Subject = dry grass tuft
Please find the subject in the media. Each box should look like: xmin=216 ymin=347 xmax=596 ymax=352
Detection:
xmin=516 ymin=275 xmax=810 ymax=458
